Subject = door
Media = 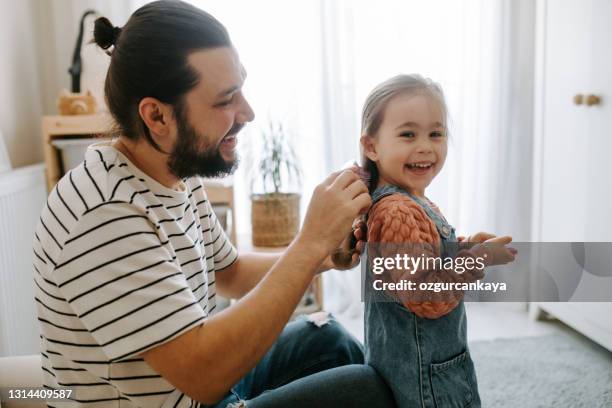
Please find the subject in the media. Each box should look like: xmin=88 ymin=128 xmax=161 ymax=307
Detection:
xmin=534 ymin=0 xmax=612 ymax=351
xmin=538 ymin=0 xmax=592 ymax=243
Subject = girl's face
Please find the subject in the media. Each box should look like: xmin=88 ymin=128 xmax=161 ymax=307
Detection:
xmin=363 ymin=92 xmax=447 ymax=196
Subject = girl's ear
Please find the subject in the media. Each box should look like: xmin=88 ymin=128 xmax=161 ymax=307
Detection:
xmin=360 ymin=135 xmax=378 ymax=161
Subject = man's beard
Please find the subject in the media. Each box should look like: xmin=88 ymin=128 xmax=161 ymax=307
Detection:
xmin=167 ymin=114 xmax=242 ymax=180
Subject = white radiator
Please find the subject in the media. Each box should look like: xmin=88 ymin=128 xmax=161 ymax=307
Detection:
xmin=0 ymin=164 xmax=47 ymax=357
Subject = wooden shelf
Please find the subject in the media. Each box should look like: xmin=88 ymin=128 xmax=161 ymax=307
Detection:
xmin=42 ymin=113 xmax=112 ymax=191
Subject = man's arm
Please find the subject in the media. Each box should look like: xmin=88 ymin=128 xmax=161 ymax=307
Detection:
xmin=216 ymin=252 xmax=281 ymax=299
xmin=143 ymin=237 xmax=325 ymax=404
xmin=216 ymin=246 xmax=360 ymax=299
xmin=140 ymin=170 xmax=371 ymax=405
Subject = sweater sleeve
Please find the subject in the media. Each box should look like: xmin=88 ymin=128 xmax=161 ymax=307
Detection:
xmin=367 ymin=194 xmax=464 ymax=319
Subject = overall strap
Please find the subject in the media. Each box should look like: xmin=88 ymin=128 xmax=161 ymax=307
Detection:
xmin=369 ymin=184 xmax=456 ymax=243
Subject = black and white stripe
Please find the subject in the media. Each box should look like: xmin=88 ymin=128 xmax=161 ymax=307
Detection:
xmin=33 ymin=142 xmax=236 ymax=407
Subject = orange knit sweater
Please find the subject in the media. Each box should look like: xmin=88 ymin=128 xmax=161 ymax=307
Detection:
xmin=367 ymin=194 xmax=465 ymax=319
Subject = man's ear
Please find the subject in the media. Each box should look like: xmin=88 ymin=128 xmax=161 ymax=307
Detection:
xmin=360 ymin=135 xmax=378 ymax=161
xmin=138 ymin=97 xmax=176 ymax=142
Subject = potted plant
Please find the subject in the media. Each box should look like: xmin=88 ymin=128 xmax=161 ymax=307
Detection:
xmin=250 ymin=121 xmax=301 ymax=246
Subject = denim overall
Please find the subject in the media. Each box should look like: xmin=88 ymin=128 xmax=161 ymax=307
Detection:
xmin=364 ymin=185 xmax=481 ymax=408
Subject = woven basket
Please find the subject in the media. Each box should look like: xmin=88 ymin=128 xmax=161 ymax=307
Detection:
xmin=251 ymin=193 xmax=300 ymax=247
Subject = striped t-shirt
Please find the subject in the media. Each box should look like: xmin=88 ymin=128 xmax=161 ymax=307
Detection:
xmin=33 ymin=141 xmax=237 ymax=407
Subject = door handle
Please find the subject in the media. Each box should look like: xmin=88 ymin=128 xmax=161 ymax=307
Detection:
xmin=573 ymin=94 xmax=584 ymax=105
xmin=586 ymin=94 xmax=601 ymax=106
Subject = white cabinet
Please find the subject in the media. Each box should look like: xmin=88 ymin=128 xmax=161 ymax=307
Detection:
xmin=531 ymin=0 xmax=612 ymax=351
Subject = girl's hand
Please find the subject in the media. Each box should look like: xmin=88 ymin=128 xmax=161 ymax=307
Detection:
xmin=465 ymin=231 xmax=497 ymax=243
xmin=474 ymin=235 xmax=518 ymax=266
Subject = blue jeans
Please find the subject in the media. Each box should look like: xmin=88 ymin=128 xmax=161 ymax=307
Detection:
xmin=207 ymin=314 xmax=396 ymax=408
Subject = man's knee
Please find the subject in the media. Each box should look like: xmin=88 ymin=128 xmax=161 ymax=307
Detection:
xmin=300 ymin=312 xmax=364 ymax=365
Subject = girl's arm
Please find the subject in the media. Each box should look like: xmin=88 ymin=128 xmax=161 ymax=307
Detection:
xmin=367 ymin=194 xmax=486 ymax=319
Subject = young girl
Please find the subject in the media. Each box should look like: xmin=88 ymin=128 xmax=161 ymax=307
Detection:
xmin=358 ymin=74 xmax=515 ymax=408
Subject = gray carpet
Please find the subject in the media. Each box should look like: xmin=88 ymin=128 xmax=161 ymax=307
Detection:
xmin=470 ymin=327 xmax=612 ymax=407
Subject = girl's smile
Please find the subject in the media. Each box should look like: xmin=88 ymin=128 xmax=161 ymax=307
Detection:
xmin=405 ymin=161 xmax=436 ymax=176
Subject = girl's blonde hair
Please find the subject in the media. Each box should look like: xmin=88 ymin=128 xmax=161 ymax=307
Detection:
xmin=360 ymin=74 xmax=447 ymax=192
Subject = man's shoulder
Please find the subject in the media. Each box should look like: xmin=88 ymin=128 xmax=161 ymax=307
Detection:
xmin=52 ymin=148 xmax=135 ymax=207
xmin=44 ymin=148 xmax=147 ymax=239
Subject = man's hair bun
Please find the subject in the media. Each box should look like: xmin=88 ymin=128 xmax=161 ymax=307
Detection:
xmin=93 ymin=16 xmax=121 ymax=50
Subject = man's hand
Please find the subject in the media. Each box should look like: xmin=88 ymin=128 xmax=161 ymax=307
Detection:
xmin=318 ymin=218 xmax=366 ymax=272
xmin=298 ymin=170 xmax=371 ymax=264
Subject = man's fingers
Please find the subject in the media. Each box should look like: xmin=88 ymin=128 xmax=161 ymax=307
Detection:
xmin=354 ymin=227 xmax=364 ymax=241
xmin=351 ymin=252 xmax=361 ymax=267
xmin=329 ymin=170 xmax=359 ymax=190
xmin=344 ymin=179 xmax=369 ymax=199
xmin=322 ymin=170 xmax=343 ymax=186
xmin=352 ymin=192 xmax=372 ymax=215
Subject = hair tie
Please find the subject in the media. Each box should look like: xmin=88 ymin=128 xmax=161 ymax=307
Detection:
xmin=111 ymin=26 xmax=122 ymax=46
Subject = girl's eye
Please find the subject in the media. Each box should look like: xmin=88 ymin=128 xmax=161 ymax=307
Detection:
xmin=399 ymin=131 xmax=415 ymax=138
xmin=430 ymin=131 xmax=445 ymax=138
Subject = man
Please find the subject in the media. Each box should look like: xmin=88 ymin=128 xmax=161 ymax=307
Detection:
xmin=33 ymin=1 xmax=394 ymax=407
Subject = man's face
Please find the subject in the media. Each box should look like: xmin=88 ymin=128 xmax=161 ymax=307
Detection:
xmin=167 ymin=47 xmax=254 ymax=179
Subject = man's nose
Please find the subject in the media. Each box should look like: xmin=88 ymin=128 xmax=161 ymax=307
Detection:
xmin=237 ymin=96 xmax=255 ymax=123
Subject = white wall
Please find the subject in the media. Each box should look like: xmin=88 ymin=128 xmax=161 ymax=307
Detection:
xmin=0 ymin=0 xmax=130 ymax=169
xmin=0 ymin=0 xmax=45 ymax=168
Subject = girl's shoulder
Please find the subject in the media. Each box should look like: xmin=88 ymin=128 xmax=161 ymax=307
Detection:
xmin=371 ymin=185 xmax=444 ymax=218
xmin=367 ymin=193 xmax=439 ymax=244
xmin=369 ymin=192 xmax=433 ymax=223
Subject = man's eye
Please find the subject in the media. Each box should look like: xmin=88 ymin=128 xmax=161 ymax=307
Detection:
xmin=399 ymin=131 xmax=415 ymax=138
xmin=215 ymin=97 xmax=233 ymax=107
xmin=430 ymin=131 xmax=445 ymax=138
